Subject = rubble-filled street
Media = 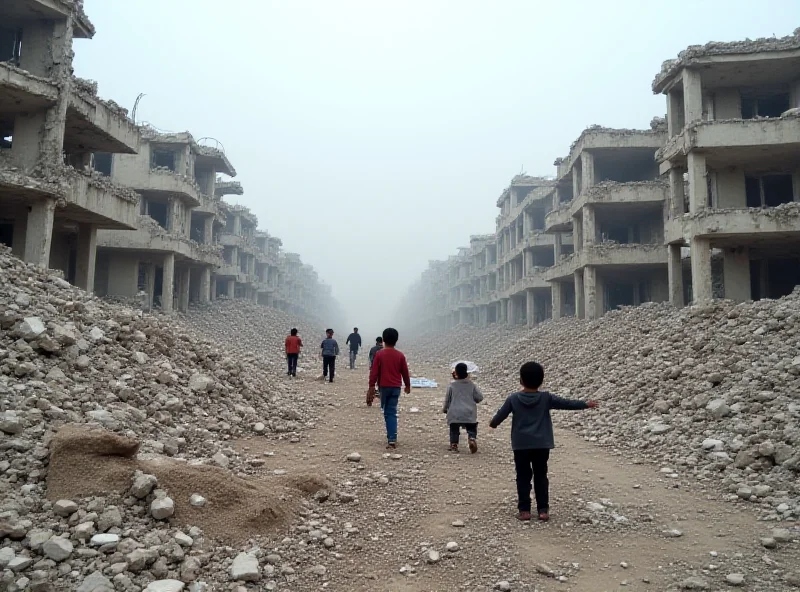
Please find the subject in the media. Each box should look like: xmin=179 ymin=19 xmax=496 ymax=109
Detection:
xmin=2 ymin=247 xmax=799 ymax=591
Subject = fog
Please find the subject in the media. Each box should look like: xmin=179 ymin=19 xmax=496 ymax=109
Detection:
xmin=74 ymin=0 xmax=795 ymax=335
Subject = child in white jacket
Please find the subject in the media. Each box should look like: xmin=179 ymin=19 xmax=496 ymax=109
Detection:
xmin=442 ymin=362 xmax=484 ymax=453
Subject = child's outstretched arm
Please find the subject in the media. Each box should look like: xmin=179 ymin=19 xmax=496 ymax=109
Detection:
xmin=549 ymin=393 xmax=599 ymax=410
xmin=489 ymin=396 xmax=513 ymax=429
xmin=472 ymin=385 xmax=484 ymax=404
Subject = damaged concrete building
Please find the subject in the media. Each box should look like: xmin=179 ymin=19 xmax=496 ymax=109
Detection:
xmin=654 ymin=31 xmax=800 ymax=304
xmin=1 ymin=0 xmax=141 ymax=291
xmin=544 ymin=122 xmax=669 ymax=320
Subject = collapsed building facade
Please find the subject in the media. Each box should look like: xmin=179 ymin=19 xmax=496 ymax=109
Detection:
xmin=398 ymin=29 xmax=800 ymax=333
xmin=0 ymin=0 xmax=338 ymax=322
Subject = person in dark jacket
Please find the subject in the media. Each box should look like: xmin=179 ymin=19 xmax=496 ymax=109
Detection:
xmin=368 ymin=337 xmax=383 ymax=369
xmin=320 ymin=329 xmax=339 ymax=383
xmin=489 ymin=361 xmax=599 ymax=522
xmin=346 ymin=328 xmax=362 ymax=370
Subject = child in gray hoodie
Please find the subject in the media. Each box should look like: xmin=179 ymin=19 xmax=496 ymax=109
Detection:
xmin=442 ymin=363 xmax=484 ymax=453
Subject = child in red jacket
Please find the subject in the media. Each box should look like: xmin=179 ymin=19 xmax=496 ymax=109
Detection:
xmin=367 ymin=328 xmax=410 ymax=449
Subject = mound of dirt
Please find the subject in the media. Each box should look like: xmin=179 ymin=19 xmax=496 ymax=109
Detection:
xmin=47 ymin=424 xmax=333 ymax=542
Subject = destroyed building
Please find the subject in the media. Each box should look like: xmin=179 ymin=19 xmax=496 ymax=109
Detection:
xmin=0 ymin=0 xmax=340 ymax=322
xmin=653 ymin=31 xmax=800 ymax=304
xmin=1 ymin=0 xmax=141 ymax=291
xmin=399 ymin=31 xmax=800 ymax=331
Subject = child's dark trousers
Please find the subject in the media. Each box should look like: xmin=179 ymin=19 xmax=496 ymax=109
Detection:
xmin=449 ymin=423 xmax=477 ymax=444
xmin=513 ymin=448 xmax=550 ymax=513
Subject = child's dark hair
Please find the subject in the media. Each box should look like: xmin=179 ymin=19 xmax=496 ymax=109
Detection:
xmin=326 ymin=328 xmax=333 ymax=334
xmin=520 ymin=362 xmax=544 ymax=389
xmin=382 ymin=327 xmax=399 ymax=346
xmin=375 ymin=336 xmax=383 ymax=343
xmin=454 ymin=362 xmax=468 ymax=379
xmin=290 ymin=328 xmax=298 ymax=336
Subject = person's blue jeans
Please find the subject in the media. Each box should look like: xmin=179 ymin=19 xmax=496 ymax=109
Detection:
xmin=379 ymin=387 xmax=401 ymax=443
xmin=349 ymin=350 xmax=357 ymax=369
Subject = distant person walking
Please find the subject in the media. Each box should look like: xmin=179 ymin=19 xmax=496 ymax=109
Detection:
xmin=368 ymin=336 xmax=383 ymax=369
xmin=320 ymin=329 xmax=339 ymax=383
xmin=346 ymin=328 xmax=362 ymax=370
xmin=367 ymin=328 xmax=410 ymax=449
xmin=284 ymin=328 xmax=303 ymax=377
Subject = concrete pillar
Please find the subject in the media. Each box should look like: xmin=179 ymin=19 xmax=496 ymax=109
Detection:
xmin=682 ymin=68 xmax=703 ymax=124
xmin=583 ymin=205 xmax=596 ymax=247
xmin=233 ymin=215 xmax=242 ymax=236
xmin=581 ymin=151 xmax=595 ymax=193
xmin=500 ymin=298 xmax=508 ymax=324
xmin=199 ymin=267 xmax=211 ymax=302
xmin=203 ymin=217 xmax=214 ymax=244
xmin=687 ymin=153 xmax=708 ymax=213
xmin=227 ymin=279 xmax=235 ymax=299
xmin=24 ymin=199 xmax=56 ymax=268
xmin=248 ymin=255 xmax=255 ymax=276
xmin=554 ymin=233 xmax=563 ymax=261
xmin=669 ymin=167 xmax=685 ymax=217
xmin=74 ymin=223 xmax=97 ymax=292
xmin=507 ymin=297 xmax=516 ymax=325
xmin=162 ymin=253 xmax=175 ymax=313
xmin=526 ymin=289 xmax=535 ymax=327
xmin=552 ymin=282 xmax=563 ymax=319
xmin=574 ymin=270 xmax=585 ymax=319
xmin=572 ymin=165 xmax=580 ymax=198
xmin=723 ymin=248 xmax=751 ymax=302
xmin=668 ymin=244 xmax=684 ymax=306
xmin=585 ymin=265 xmax=597 ymax=320
xmin=573 ymin=215 xmax=584 ymax=251
xmin=690 ymin=237 xmax=712 ymax=302
xmin=179 ymin=267 xmax=190 ymax=313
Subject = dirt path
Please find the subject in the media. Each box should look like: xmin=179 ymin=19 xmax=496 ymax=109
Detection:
xmin=237 ymin=360 xmax=799 ymax=592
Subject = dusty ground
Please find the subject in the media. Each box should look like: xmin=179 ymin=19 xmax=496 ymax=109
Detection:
xmin=236 ymin=359 xmax=799 ymax=592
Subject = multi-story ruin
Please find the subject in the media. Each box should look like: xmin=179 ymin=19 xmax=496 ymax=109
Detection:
xmin=1 ymin=0 xmax=140 ymax=291
xmin=398 ymin=30 xmax=800 ymax=333
xmin=653 ymin=35 xmax=800 ymax=305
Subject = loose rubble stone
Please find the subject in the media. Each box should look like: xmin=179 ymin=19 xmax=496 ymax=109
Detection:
xmin=231 ymin=552 xmax=260 ymax=581
xmin=151 ymin=497 xmax=175 ymax=520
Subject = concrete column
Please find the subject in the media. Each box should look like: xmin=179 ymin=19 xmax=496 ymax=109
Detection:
xmin=143 ymin=263 xmax=155 ymax=311
xmin=248 ymin=255 xmax=255 ymax=276
xmin=687 ymin=153 xmax=708 ymax=213
xmin=682 ymin=68 xmax=703 ymax=124
xmin=24 ymin=199 xmax=56 ymax=268
xmin=574 ymin=270 xmax=585 ymax=319
xmin=690 ymin=237 xmax=712 ymax=302
xmin=227 ymin=279 xmax=235 ymax=299
xmin=74 ymin=223 xmax=97 ymax=292
xmin=507 ymin=297 xmax=516 ymax=325
xmin=573 ymin=215 xmax=584 ymax=251
xmin=526 ymin=289 xmax=535 ymax=327
xmin=668 ymin=244 xmax=684 ymax=306
xmin=585 ymin=265 xmax=597 ymax=320
xmin=162 ymin=253 xmax=175 ymax=313
xmin=669 ymin=168 xmax=685 ymax=217
xmin=723 ymin=248 xmax=751 ymax=302
xmin=203 ymin=217 xmax=214 ymax=244
xmin=572 ymin=165 xmax=580 ymax=198
xmin=199 ymin=267 xmax=211 ymax=302
xmin=581 ymin=151 xmax=595 ymax=193
xmin=233 ymin=215 xmax=242 ymax=236
xmin=179 ymin=267 xmax=190 ymax=313
xmin=583 ymin=205 xmax=596 ymax=246
xmin=552 ymin=282 xmax=563 ymax=319
xmin=500 ymin=298 xmax=508 ymax=324
xmin=554 ymin=233 xmax=563 ymax=261
xmin=667 ymin=91 xmax=685 ymax=136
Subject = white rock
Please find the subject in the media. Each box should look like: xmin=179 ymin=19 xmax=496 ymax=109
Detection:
xmin=190 ymin=494 xmax=207 ymax=507
xmin=144 ymin=580 xmax=186 ymax=592
xmin=725 ymin=573 xmax=745 ymax=586
xmin=230 ymin=552 xmax=260 ymax=581
xmin=53 ymin=499 xmax=79 ymax=516
xmin=445 ymin=541 xmax=460 ymax=552
xmin=426 ymin=550 xmax=440 ymax=564
xmin=89 ymin=327 xmax=105 ymax=341
xmin=19 ymin=317 xmax=46 ymax=340
xmin=131 ymin=471 xmax=158 ymax=498
xmin=151 ymin=497 xmax=175 ymax=520
xmin=346 ymin=452 xmax=362 ymax=462
xmin=189 ymin=373 xmax=214 ymax=392
xmin=90 ymin=533 xmax=120 ymax=546
xmin=42 ymin=537 xmax=73 ymax=561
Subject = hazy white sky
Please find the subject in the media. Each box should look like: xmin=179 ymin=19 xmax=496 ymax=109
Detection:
xmin=74 ymin=0 xmax=796 ymax=333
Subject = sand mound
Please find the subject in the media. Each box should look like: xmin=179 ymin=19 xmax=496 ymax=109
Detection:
xmin=47 ymin=424 xmax=332 ymax=542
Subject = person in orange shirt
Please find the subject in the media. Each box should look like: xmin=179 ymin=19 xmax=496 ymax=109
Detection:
xmin=285 ymin=328 xmax=303 ymax=377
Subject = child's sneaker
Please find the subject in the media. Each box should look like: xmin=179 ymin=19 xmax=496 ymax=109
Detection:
xmin=538 ymin=511 xmax=550 ymax=522
xmin=516 ymin=511 xmax=532 ymax=521
xmin=449 ymin=443 xmax=459 ymax=453
xmin=386 ymin=442 xmax=397 ymax=450
xmin=468 ymin=438 xmax=477 ymax=454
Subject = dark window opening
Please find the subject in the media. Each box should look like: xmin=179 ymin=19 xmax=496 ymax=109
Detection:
xmin=93 ymin=153 xmax=112 ymax=176
xmin=152 ymin=150 xmax=176 ymax=171
xmin=604 ymin=225 xmax=639 ymax=244
xmin=765 ymin=258 xmax=800 ymax=299
xmin=0 ymin=221 xmax=13 ymax=247
xmin=190 ymin=217 xmax=204 ymax=243
xmin=742 ymin=93 xmax=791 ymax=119
xmin=532 ymin=208 xmax=546 ymax=231
xmin=745 ymin=175 xmax=761 ymax=208
xmin=745 ymin=174 xmax=794 ymax=208
xmin=606 ymin=283 xmax=635 ymax=310
xmin=137 ymin=263 xmax=147 ymax=291
xmin=147 ymin=201 xmax=169 ymax=229
xmin=532 ymin=250 xmax=555 ymax=267
xmin=154 ymin=267 xmax=164 ymax=308
xmin=0 ymin=27 xmax=22 ymax=64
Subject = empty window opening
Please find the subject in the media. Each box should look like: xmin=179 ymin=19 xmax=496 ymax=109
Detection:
xmin=532 ymin=250 xmax=555 ymax=267
xmin=741 ymin=93 xmax=791 ymax=119
xmin=606 ymin=282 xmax=635 ymax=310
xmin=603 ymin=225 xmax=640 ymax=244
xmin=151 ymin=150 xmax=176 ymax=171
xmin=190 ymin=217 xmax=204 ymax=243
xmin=147 ymin=201 xmax=169 ymax=229
xmin=532 ymin=208 xmax=546 ymax=231
xmin=751 ymin=258 xmax=800 ymax=300
xmin=92 ymin=153 xmax=112 ymax=176
xmin=0 ymin=221 xmax=13 ymax=248
xmin=745 ymin=174 xmax=794 ymax=208
xmin=0 ymin=27 xmax=22 ymax=64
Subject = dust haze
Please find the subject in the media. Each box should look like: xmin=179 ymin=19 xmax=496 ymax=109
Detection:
xmin=73 ymin=0 xmax=794 ymax=336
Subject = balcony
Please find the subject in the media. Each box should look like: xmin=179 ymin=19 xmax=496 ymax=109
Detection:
xmin=544 ymin=244 xmax=667 ymax=281
xmin=0 ymin=62 xmax=58 ymax=115
xmin=66 ymin=88 xmax=139 ymax=155
xmin=545 ymin=205 xmax=572 ymax=232
xmin=665 ymin=203 xmax=800 ymax=245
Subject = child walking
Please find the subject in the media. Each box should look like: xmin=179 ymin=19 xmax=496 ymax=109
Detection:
xmin=489 ymin=361 xmax=598 ymax=522
xmin=367 ymin=328 xmax=410 ymax=449
xmin=442 ymin=362 xmax=484 ymax=453
xmin=284 ymin=328 xmax=302 ymax=377
xmin=320 ymin=329 xmax=339 ymax=383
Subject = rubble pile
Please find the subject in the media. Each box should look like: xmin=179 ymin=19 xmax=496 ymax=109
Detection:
xmin=0 ymin=246 xmax=331 ymax=590
xmin=409 ymin=294 xmax=800 ymax=521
